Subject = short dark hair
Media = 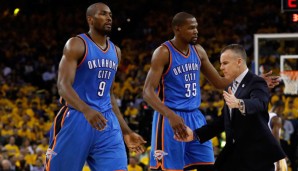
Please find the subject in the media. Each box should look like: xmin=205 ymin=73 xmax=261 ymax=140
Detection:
xmin=172 ymin=12 xmax=195 ymax=27
xmin=221 ymin=44 xmax=247 ymax=61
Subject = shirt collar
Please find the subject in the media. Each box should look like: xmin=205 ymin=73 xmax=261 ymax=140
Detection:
xmin=235 ymin=68 xmax=248 ymax=84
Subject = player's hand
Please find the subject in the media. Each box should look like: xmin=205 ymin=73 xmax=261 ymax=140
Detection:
xmin=223 ymin=87 xmax=239 ymax=109
xmin=260 ymin=70 xmax=280 ymax=89
xmin=124 ymin=132 xmax=147 ymax=154
xmin=83 ymin=108 xmax=107 ymax=131
xmin=174 ymin=126 xmax=194 ymax=142
xmin=167 ymin=112 xmax=188 ymax=140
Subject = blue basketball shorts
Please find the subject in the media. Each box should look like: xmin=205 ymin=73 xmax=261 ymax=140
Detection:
xmin=149 ymin=109 xmax=214 ymax=170
xmin=46 ymin=106 xmax=127 ymax=171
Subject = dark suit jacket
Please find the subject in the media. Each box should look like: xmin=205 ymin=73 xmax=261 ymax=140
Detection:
xmin=195 ymin=71 xmax=286 ymax=171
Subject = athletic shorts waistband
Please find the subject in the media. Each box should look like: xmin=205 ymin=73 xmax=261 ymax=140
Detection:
xmin=169 ymin=108 xmax=199 ymax=113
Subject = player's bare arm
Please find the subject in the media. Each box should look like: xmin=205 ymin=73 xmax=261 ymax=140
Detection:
xmin=57 ymin=37 xmax=107 ymax=130
xmin=196 ymin=44 xmax=232 ymax=89
xmin=110 ymin=91 xmax=146 ymax=154
xmin=270 ymin=115 xmax=285 ymax=171
xmin=271 ymin=116 xmax=282 ymax=142
xmin=111 ymin=46 xmax=146 ymax=154
xmin=143 ymin=45 xmax=188 ymax=139
xmin=196 ymin=44 xmax=279 ymax=89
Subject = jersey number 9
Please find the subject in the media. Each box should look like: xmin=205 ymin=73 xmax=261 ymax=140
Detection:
xmin=98 ymin=81 xmax=106 ymax=96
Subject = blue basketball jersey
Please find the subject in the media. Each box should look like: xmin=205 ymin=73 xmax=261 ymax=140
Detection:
xmin=71 ymin=33 xmax=118 ymax=112
xmin=161 ymin=41 xmax=201 ymax=111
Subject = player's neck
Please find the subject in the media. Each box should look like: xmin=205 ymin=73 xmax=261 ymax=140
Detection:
xmin=88 ymin=31 xmax=107 ymax=48
xmin=171 ymin=38 xmax=189 ymax=54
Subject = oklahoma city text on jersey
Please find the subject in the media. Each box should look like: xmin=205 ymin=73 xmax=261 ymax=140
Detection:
xmin=172 ymin=62 xmax=199 ymax=82
xmin=87 ymin=58 xmax=118 ymax=79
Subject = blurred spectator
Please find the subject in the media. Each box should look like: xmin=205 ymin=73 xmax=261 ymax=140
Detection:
xmin=139 ymin=146 xmax=151 ymax=171
xmin=284 ymin=100 xmax=298 ymax=119
xmin=127 ymin=156 xmax=143 ymax=171
xmin=1 ymin=159 xmax=13 ymax=171
xmin=29 ymin=157 xmax=44 ymax=171
xmin=21 ymin=138 xmax=34 ymax=155
xmin=4 ymin=136 xmax=19 ymax=157
xmin=36 ymin=137 xmax=48 ymax=154
xmin=124 ymin=102 xmax=139 ymax=131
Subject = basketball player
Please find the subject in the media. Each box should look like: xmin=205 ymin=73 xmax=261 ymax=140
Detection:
xmin=269 ymin=103 xmax=288 ymax=171
xmin=45 ymin=3 xmax=146 ymax=171
xmin=143 ymin=12 xmax=280 ymax=171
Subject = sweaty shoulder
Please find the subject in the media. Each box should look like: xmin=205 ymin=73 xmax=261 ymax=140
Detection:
xmin=156 ymin=44 xmax=170 ymax=55
xmin=63 ymin=36 xmax=86 ymax=61
xmin=151 ymin=45 xmax=170 ymax=65
xmin=194 ymin=44 xmax=207 ymax=60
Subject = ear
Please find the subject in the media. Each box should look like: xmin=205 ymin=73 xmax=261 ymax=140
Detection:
xmin=87 ymin=16 xmax=93 ymax=25
xmin=237 ymin=57 xmax=242 ymax=65
xmin=174 ymin=26 xmax=180 ymax=33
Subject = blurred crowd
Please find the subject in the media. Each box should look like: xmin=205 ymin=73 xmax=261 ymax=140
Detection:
xmin=0 ymin=0 xmax=298 ymax=170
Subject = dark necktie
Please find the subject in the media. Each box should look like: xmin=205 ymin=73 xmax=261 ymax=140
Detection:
xmin=229 ymin=81 xmax=238 ymax=119
xmin=232 ymin=81 xmax=238 ymax=93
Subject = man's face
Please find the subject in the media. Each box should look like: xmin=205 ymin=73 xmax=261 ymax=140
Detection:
xmin=90 ymin=5 xmax=112 ymax=35
xmin=220 ymin=50 xmax=241 ymax=80
xmin=178 ymin=18 xmax=198 ymax=45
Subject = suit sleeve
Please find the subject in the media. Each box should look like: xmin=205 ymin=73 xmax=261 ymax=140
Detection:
xmin=194 ymin=112 xmax=225 ymax=143
xmin=243 ymin=77 xmax=270 ymax=115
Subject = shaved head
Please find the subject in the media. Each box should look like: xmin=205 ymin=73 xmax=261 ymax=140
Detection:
xmin=172 ymin=12 xmax=195 ymax=27
xmin=85 ymin=2 xmax=112 ymax=35
xmin=86 ymin=2 xmax=108 ymax=18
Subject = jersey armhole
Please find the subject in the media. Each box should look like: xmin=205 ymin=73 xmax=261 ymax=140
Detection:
xmin=193 ymin=45 xmax=202 ymax=67
xmin=114 ymin=45 xmax=120 ymax=62
xmin=59 ymin=96 xmax=68 ymax=106
xmin=161 ymin=44 xmax=172 ymax=76
xmin=76 ymin=35 xmax=88 ymax=68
